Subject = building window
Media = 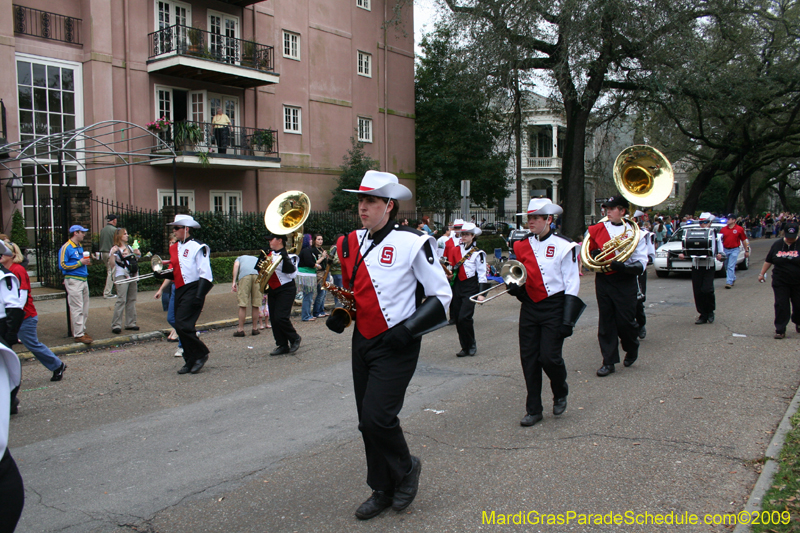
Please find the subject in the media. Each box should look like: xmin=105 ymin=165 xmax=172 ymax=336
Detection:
xmin=671 ymin=182 xmax=679 ymax=198
xmin=283 ymin=31 xmax=300 ymax=60
xmin=158 ymin=189 xmax=195 ymax=211
xmin=210 ymin=190 xmax=242 ymax=215
xmin=358 ymin=51 xmax=372 ymax=77
xmin=357 ymin=0 xmax=371 ymax=10
xmin=284 ymin=106 xmax=301 ymax=134
xmin=358 ymin=117 xmax=372 ymax=143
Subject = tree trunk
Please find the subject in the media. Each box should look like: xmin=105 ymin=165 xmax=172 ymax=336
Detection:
xmin=514 ymin=72 xmax=523 ymax=228
xmin=560 ymin=104 xmax=590 ymax=241
xmin=680 ymin=148 xmax=739 ymax=216
xmin=777 ymin=181 xmax=790 ymax=211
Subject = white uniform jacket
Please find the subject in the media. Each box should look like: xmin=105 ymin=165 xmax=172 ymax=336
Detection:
xmin=0 ymin=269 xmax=23 ymax=320
xmin=170 ymin=239 xmax=213 ymax=289
xmin=446 ymin=243 xmax=488 ymax=283
xmin=267 ymin=253 xmax=299 ymax=290
xmin=339 ymin=223 xmax=452 ymax=340
xmin=642 ymin=229 xmax=656 ymax=264
xmin=514 ymin=232 xmax=580 ymax=303
xmin=0 ymin=342 xmax=20 ymax=455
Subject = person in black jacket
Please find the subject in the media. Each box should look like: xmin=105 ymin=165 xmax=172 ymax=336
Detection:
xmin=758 ymin=222 xmax=800 ymax=339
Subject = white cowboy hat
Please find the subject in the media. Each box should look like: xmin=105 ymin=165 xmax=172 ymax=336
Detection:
xmin=168 ymin=214 xmax=201 ymax=228
xmin=517 ymin=198 xmax=563 ymax=216
xmin=459 ymin=222 xmax=482 ymax=236
xmin=698 ymin=212 xmax=715 ymax=222
xmin=452 ymin=218 xmax=465 ymax=230
xmin=342 ymin=170 xmax=412 ymax=201
xmin=633 ymin=210 xmax=646 ymax=218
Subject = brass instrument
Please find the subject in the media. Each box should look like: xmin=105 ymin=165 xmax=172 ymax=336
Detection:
xmin=470 ymin=260 xmax=527 ymax=304
xmin=581 ymin=145 xmax=674 ymax=273
xmin=322 ymin=282 xmax=357 ymax=328
xmin=440 ymin=258 xmax=453 ymax=278
xmin=114 ymin=255 xmax=171 ymax=285
xmin=256 ymin=191 xmax=310 ymax=293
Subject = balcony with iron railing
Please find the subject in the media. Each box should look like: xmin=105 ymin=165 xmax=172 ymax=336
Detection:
xmin=147 ymin=24 xmax=278 ymax=89
xmin=149 ymin=121 xmax=280 ymax=170
xmin=13 ymin=5 xmax=82 ymax=45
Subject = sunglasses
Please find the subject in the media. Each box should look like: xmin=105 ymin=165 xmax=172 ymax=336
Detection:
xmin=173 ymin=226 xmax=185 ymax=230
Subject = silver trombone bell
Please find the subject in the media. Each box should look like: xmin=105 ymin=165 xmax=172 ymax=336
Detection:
xmin=470 ymin=260 xmax=527 ymax=304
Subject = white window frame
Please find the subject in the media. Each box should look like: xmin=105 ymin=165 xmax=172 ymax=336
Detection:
xmin=210 ymin=190 xmax=243 ymax=214
xmin=282 ymin=31 xmax=300 ymax=61
xmin=357 ymin=0 xmax=371 ymax=11
xmin=155 ymin=0 xmax=191 ymax=32
xmin=158 ymin=189 xmax=196 ymax=211
xmin=357 ymin=50 xmax=372 ymax=78
xmin=207 ymin=10 xmax=240 ymax=65
xmin=283 ymin=106 xmax=302 ymax=134
xmin=358 ymin=117 xmax=373 ymax=143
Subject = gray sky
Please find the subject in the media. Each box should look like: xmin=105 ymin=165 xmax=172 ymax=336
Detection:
xmin=414 ymin=0 xmax=440 ymax=57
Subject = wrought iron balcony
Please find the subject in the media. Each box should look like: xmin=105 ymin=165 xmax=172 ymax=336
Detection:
xmin=13 ymin=5 xmax=82 ymax=45
xmin=147 ymin=24 xmax=278 ymax=89
xmin=149 ymin=121 xmax=280 ymax=169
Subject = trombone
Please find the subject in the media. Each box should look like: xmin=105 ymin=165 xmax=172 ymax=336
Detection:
xmin=469 ymin=260 xmax=527 ymax=304
xmin=114 ymin=255 xmax=172 ymax=285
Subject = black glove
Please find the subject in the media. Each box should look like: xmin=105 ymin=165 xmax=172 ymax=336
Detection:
xmin=326 ymin=312 xmax=348 ymax=334
xmin=383 ymin=324 xmax=414 ymax=349
xmin=506 ymin=282 xmax=523 ymax=297
xmin=558 ymin=324 xmax=574 ymax=339
xmin=609 ymin=260 xmax=625 ymax=272
xmin=590 ymin=249 xmax=602 ymax=259
xmin=194 ymin=278 xmax=213 ymax=306
xmin=4 ymin=308 xmax=23 ymax=347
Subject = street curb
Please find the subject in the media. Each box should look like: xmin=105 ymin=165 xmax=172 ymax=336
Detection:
xmin=733 ymin=383 xmax=800 ymax=533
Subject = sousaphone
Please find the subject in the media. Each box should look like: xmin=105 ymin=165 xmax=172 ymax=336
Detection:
xmin=255 ymin=191 xmax=310 ymax=292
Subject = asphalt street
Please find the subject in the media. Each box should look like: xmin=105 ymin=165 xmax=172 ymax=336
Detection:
xmin=8 ymin=237 xmax=799 ymax=533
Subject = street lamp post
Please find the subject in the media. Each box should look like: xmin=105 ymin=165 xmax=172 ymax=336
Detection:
xmin=5 ymin=177 xmax=22 ymax=203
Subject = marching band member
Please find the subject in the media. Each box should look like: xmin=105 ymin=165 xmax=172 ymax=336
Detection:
xmin=0 ymin=242 xmax=26 ymax=416
xmin=325 ymin=170 xmax=451 ymax=520
xmin=0 ymin=340 xmax=23 ymax=530
xmin=507 ymin=199 xmax=584 ymax=426
xmin=678 ymin=213 xmax=724 ymax=324
xmin=587 ymin=196 xmax=649 ymax=377
xmin=155 ymin=215 xmax=214 ymax=375
xmin=445 ymin=222 xmax=488 ymax=357
xmin=444 ymin=219 xmax=463 ymax=324
xmin=633 ymin=210 xmax=656 ymax=339
xmin=264 ymin=234 xmax=302 ymax=355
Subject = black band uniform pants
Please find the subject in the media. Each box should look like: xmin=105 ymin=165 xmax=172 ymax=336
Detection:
xmin=0 ymin=449 xmax=24 ymax=533
xmin=451 ymin=276 xmax=478 ymax=352
xmin=690 ymin=266 xmax=716 ymax=318
xmin=635 ymin=270 xmax=647 ymax=328
xmin=352 ymin=327 xmax=420 ymax=493
xmin=519 ymin=292 xmax=568 ymax=416
xmin=595 ymin=273 xmax=639 ymax=366
xmin=174 ymin=281 xmax=209 ymax=367
xmin=773 ymin=282 xmax=800 ymax=334
xmin=268 ymin=281 xmax=300 ymax=348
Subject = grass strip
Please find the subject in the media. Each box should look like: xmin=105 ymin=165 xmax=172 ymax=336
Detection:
xmin=753 ymin=410 xmax=800 ymax=532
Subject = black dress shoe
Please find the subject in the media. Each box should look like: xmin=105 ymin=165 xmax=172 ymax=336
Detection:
xmin=707 ymin=312 xmax=715 ymax=323
xmin=51 ymin=362 xmax=67 ymax=382
xmin=289 ymin=336 xmax=302 ymax=354
xmin=355 ymin=491 xmax=393 ymax=520
xmin=270 ymin=345 xmax=290 ymax=356
xmin=796 ymin=324 xmax=800 ymax=333
xmin=190 ymin=355 xmax=209 ymax=374
xmin=520 ymin=413 xmax=543 ymax=426
xmin=623 ymin=355 xmax=637 ymax=368
xmin=596 ymin=364 xmax=615 ymax=377
xmin=456 ymin=349 xmax=468 ymax=357
xmin=125 ymin=326 xmax=140 ymax=331
xmin=467 ymin=344 xmax=477 ymax=356
xmin=392 ymin=456 xmax=421 ymax=511
xmin=695 ymin=315 xmax=708 ymax=324
xmin=112 ymin=327 xmax=121 ymax=334
xmin=553 ymin=397 xmax=567 ymax=416
xmin=177 ymin=364 xmax=191 ymax=375
xmin=10 ymin=396 xmax=19 ymax=415
xmin=638 ymin=325 xmax=647 ymax=339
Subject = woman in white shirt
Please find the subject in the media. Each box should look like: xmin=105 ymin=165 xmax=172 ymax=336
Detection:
xmin=110 ymin=228 xmax=141 ymax=334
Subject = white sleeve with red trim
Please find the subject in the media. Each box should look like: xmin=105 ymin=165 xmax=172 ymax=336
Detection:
xmin=413 ymin=236 xmax=454 ymax=309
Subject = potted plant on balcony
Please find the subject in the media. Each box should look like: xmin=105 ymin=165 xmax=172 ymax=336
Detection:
xmin=187 ymin=27 xmax=204 ymax=55
xmin=252 ymin=129 xmax=274 ymax=156
xmin=173 ymin=121 xmax=204 ymax=152
xmin=241 ymin=41 xmax=256 ymax=68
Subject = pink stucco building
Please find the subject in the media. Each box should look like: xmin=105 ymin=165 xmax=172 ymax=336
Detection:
xmin=0 ymin=0 xmax=415 ymax=233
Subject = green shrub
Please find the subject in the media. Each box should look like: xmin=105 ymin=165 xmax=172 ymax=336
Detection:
xmin=10 ymin=210 xmax=28 ymax=249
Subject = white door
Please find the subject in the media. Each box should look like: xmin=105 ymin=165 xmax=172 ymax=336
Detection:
xmin=208 ymin=12 xmax=239 ymax=64
xmin=156 ymin=1 xmax=190 ymax=53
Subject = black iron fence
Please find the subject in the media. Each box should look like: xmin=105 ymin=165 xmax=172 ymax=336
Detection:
xmin=35 ymin=193 xmax=67 ymax=289
xmin=91 ymin=197 xmax=166 ymax=257
xmin=148 ymin=24 xmax=274 ymax=72
xmin=155 ymin=121 xmax=279 ymax=157
xmin=13 ymin=5 xmax=82 ymax=45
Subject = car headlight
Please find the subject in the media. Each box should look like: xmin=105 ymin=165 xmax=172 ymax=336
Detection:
xmin=656 ymin=251 xmax=669 ymax=258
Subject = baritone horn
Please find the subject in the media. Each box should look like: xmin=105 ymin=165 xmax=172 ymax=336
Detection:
xmin=470 ymin=260 xmax=527 ymax=304
xmin=581 ymin=145 xmax=674 ymax=273
xmin=256 ymin=191 xmax=310 ymax=292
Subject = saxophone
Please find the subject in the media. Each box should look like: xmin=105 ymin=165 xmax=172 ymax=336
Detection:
xmin=321 ymin=245 xmax=356 ymax=328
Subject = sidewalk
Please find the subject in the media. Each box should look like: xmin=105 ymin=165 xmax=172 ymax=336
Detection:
xmin=18 ymin=283 xmax=319 ymax=360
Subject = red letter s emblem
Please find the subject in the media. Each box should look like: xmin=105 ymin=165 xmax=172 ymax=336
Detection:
xmin=379 ymin=246 xmax=395 ymax=266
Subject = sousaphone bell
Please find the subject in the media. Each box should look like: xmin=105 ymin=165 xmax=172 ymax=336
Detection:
xmin=255 ymin=191 xmax=310 ymax=292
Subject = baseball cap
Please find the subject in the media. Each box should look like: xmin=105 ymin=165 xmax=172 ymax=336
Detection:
xmin=106 ymin=213 xmax=118 ymax=221
xmin=69 ymin=224 xmax=89 ymax=233
xmin=601 ymin=195 xmax=630 ymax=210
xmin=786 ymin=222 xmax=799 ymax=238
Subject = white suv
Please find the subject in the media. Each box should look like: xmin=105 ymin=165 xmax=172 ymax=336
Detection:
xmin=653 ymin=223 xmax=748 ymax=278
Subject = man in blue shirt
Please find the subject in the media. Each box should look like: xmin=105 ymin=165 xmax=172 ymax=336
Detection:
xmin=59 ymin=225 xmax=92 ymax=344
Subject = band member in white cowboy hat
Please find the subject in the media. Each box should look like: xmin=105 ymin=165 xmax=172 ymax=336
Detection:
xmin=505 ymin=198 xmax=585 ymax=426
xmin=632 ymin=210 xmax=656 ymax=339
xmin=154 ymin=214 xmax=214 ymax=375
xmin=444 ymin=219 xmax=464 ymax=323
xmin=586 ymin=196 xmax=649 ymax=377
xmin=445 ymin=221 xmax=488 ymax=357
xmin=327 ymin=170 xmax=452 ymax=520
xmin=677 ymin=212 xmax=724 ymax=324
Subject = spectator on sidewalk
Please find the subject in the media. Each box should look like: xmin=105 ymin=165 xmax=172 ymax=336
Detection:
xmin=59 ymin=225 xmax=92 ymax=344
xmin=231 ymin=255 xmax=261 ymax=337
xmin=3 ymin=242 xmax=66 ymax=382
xmin=110 ymin=228 xmax=141 ymax=334
xmin=98 ymin=214 xmax=118 ymax=299
xmin=297 ymin=234 xmax=319 ymax=321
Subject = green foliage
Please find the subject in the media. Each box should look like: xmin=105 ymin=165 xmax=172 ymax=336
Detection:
xmin=252 ymin=129 xmax=274 ymax=152
xmin=696 ymin=175 xmax=731 ymax=214
xmin=475 ymin=235 xmax=508 ymax=253
xmin=328 ymin=137 xmax=380 ymax=212
xmin=415 ymin=25 xmax=510 ymax=210
xmin=173 ymin=121 xmax=204 ymax=147
xmin=10 ymin=210 xmax=28 ymax=249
